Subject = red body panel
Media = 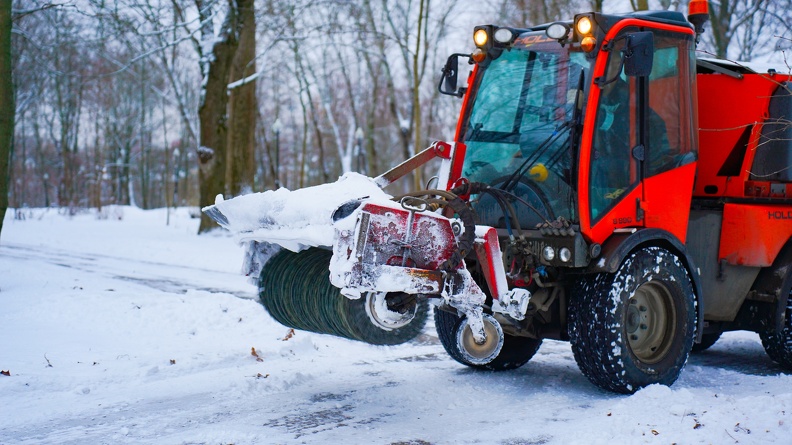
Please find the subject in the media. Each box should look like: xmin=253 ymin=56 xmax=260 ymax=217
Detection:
xmin=719 ymin=204 xmax=792 ymax=267
xmin=695 ymin=73 xmax=781 ymax=199
xmin=695 ymin=71 xmax=792 ymax=268
xmin=642 ymin=162 xmax=697 ymax=243
xmin=446 ymin=65 xmax=479 ymax=190
xmin=587 ymin=186 xmax=644 ymax=244
xmin=473 ymin=227 xmax=506 ymax=299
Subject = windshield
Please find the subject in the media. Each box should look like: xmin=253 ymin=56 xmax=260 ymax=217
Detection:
xmin=460 ymin=34 xmax=591 ymax=228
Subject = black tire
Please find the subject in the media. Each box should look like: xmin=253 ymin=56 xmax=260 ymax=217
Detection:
xmin=759 ymin=280 xmax=792 ymax=368
xmin=434 ymin=307 xmax=542 ymax=371
xmin=568 ymin=247 xmax=696 ymax=393
xmin=691 ymin=332 xmax=722 ymax=353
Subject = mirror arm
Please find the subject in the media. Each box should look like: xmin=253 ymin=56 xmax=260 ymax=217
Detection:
xmin=595 ymin=58 xmax=626 ymax=87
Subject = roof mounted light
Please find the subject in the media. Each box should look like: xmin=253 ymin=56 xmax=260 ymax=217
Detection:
xmin=688 ymin=0 xmax=708 ymax=15
xmin=576 ymin=16 xmax=593 ymax=36
xmin=688 ymin=0 xmax=709 ymax=43
xmin=474 ymin=29 xmax=489 ymax=47
xmin=546 ymin=23 xmax=570 ymax=40
xmin=493 ymin=28 xmax=514 ymax=44
xmin=581 ymin=36 xmax=597 ymax=52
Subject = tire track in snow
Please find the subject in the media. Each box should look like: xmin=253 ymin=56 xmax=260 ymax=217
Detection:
xmin=0 ymin=242 xmax=255 ymax=299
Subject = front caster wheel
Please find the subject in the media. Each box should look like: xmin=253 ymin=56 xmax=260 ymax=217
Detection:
xmin=568 ymin=247 xmax=696 ymax=393
xmin=435 ymin=308 xmax=542 ymax=370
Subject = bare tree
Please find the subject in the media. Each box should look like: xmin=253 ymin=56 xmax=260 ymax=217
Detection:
xmin=225 ymin=0 xmax=256 ymax=196
xmin=0 ymin=0 xmax=13 ymax=240
xmin=704 ymin=0 xmax=791 ymax=60
xmin=195 ymin=0 xmax=240 ymax=233
xmin=496 ymin=0 xmax=574 ymax=24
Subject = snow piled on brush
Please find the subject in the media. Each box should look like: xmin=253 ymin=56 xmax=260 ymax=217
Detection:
xmin=3 ymin=207 xmax=792 ymax=444
xmin=209 ymin=172 xmax=391 ymax=251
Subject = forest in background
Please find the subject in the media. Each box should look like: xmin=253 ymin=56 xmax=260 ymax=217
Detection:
xmin=3 ymin=0 xmax=791 ymax=233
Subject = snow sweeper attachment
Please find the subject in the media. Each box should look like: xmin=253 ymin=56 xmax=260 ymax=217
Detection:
xmin=203 ymin=142 xmax=517 ymax=359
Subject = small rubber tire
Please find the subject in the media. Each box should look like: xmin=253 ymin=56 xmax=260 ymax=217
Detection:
xmin=759 ymin=279 xmax=792 ymax=368
xmin=434 ymin=307 xmax=542 ymax=371
xmin=691 ymin=332 xmax=722 ymax=353
xmin=568 ymin=246 xmax=696 ymax=393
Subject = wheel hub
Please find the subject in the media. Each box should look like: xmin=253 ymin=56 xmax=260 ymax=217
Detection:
xmin=365 ymin=292 xmax=418 ymax=331
xmin=456 ymin=313 xmax=504 ymax=365
xmin=626 ymin=282 xmax=676 ymax=364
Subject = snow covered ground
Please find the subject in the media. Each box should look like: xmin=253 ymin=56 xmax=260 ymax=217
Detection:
xmin=1 ymin=206 xmax=791 ymax=444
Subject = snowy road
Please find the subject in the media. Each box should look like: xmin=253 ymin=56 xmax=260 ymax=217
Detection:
xmin=2 ymin=208 xmax=791 ymax=444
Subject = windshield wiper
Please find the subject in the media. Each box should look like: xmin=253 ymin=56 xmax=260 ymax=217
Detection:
xmin=566 ymin=70 xmax=585 ymax=191
xmin=501 ymin=69 xmax=586 ymax=193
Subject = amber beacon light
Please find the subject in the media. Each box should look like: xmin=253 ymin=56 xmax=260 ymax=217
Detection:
xmin=687 ymin=0 xmax=710 ymax=41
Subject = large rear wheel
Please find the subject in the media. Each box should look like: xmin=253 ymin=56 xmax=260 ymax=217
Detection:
xmin=759 ymin=274 xmax=792 ymax=368
xmin=434 ymin=307 xmax=542 ymax=371
xmin=568 ymin=247 xmax=696 ymax=393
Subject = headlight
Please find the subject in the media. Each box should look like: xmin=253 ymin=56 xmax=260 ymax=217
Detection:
xmin=576 ymin=16 xmax=593 ymax=35
xmin=559 ymin=247 xmax=572 ymax=263
xmin=474 ymin=29 xmax=489 ymax=47
xmin=546 ymin=23 xmax=569 ymax=40
xmin=542 ymin=246 xmax=556 ymax=262
xmin=493 ymin=28 xmax=513 ymax=44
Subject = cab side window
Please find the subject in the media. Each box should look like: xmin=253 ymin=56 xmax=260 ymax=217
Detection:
xmin=647 ymin=32 xmax=696 ymax=176
xmin=589 ymin=35 xmax=637 ymax=222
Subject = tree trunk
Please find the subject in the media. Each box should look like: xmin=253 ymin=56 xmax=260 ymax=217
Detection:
xmin=0 ymin=0 xmax=13 ymax=241
xmin=226 ymin=0 xmax=256 ymax=197
xmin=710 ymin=0 xmax=736 ymax=58
xmin=197 ymin=0 xmax=240 ymax=233
xmin=411 ymin=0 xmax=426 ymax=191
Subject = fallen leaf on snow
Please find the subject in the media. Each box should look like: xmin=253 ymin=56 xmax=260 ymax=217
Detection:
xmin=251 ymin=347 xmax=263 ymax=362
xmin=281 ymin=329 xmax=295 ymax=341
xmin=1 ymin=370 xmax=10 ymax=376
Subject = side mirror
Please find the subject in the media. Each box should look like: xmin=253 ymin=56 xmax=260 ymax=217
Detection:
xmin=443 ymin=55 xmax=458 ymax=91
xmin=623 ymin=31 xmax=654 ymax=77
xmin=439 ymin=53 xmax=469 ymax=97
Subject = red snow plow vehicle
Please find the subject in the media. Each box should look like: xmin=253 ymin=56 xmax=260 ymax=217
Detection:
xmin=205 ymin=2 xmax=792 ymax=393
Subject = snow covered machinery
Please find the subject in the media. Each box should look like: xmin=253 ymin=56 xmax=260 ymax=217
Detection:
xmin=205 ymin=1 xmax=792 ymax=393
